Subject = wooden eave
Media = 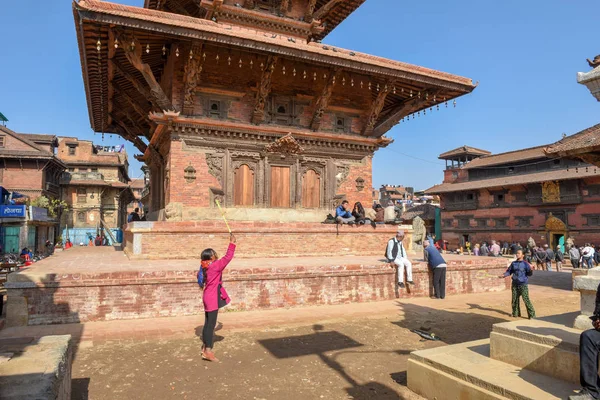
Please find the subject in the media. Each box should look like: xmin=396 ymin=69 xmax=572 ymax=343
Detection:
xmin=74 ymin=0 xmax=475 ymax=146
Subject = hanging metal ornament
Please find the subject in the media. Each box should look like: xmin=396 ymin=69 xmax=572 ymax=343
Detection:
xmin=332 ymin=75 xmax=336 ymax=84
xmin=250 ymin=60 xmax=253 ymax=69
xmin=445 ymin=101 xmax=448 ymax=108
xmin=293 ymin=68 xmax=296 ymax=77
xmin=393 ymin=86 xmax=396 ymax=94
xmin=96 ymin=39 xmax=101 ymax=52
xmin=410 ymin=90 xmax=413 ymax=97
xmin=401 ymin=88 xmax=404 ymax=93
xmin=453 ymin=100 xmax=457 ymax=108
xmin=239 ymin=58 xmax=243 ymax=68
xmin=282 ymin=66 xmax=286 ymax=75
xmin=216 ymin=54 xmax=220 ymax=63
xmin=228 ymin=56 xmax=231 ymax=66
xmin=418 ymin=111 xmax=420 ymax=117
xmin=114 ymin=38 xmax=119 ymax=49
xmin=433 ymin=95 xmax=437 ymax=101
xmin=436 ymin=104 xmax=440 ymax=111
xmin=303 ymin=70 xmax=307 ymax=79
xmin=260 ymin=61 xmax=264 ymax=69
xmin=162 ymin=44 xmax=166 ymax=56
xmin=342 ymin=77 xmax=346 ymax=86
xmin=377 ymin=83 xmax=380 ymax=92
xmin=323 ymin=73 xmax=327 ymax=79
xmin=175 ymin=47 xmax=180 ymax=57
xmin=313 ymin=72 xmax=317 ymax=81
xmin=189 ymin=49 xmax=194 ymax=59
xmin=417 ymin=91 xmax=421 ymax=99
xmin=203 ymin=52 xmax=207 ymax=61
xmin=368 ymin=82 xmax=371 ymax=90
xmin=130 ymin=39 xmax=135 ymax=51
xmin=423 ymin=109 xmax=426 ymax=116
xmin=351 ymin=78 xmax=354 ymax=87
xmin=430 ymin=107 xmax=433 ymax=112
xmin=425 ymin=93 xmax=429 ymax=100
xmin=145 ymin=43 xmax=150 ymax=54
xmin=360 ymin=81 xmax=364 ymax=89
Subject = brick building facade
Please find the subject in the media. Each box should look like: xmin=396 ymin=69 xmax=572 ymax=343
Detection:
xmin=73 ymin=0 xmax=476 ymax=222
xmin=0 ymin=126 xmax=65 ymax=253
xmin=427 ymin=129 xmax=600 ymax=250
xmin=57 ymin=137 xmax=133 ymax=243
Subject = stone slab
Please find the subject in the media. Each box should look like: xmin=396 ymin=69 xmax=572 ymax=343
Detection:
xmin=408 ymin=339 xmax=577 ymax=400
xmin=0 ymin=335 xmax=72 ymax=400
xmin=490 ymin=320 xmax=581 ymax=383
xmin=572 ymin=269 xmax=600 ymax=329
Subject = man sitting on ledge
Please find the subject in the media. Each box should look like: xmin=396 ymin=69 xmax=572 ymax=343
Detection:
xmin=571 ymin=282 xmax=600 ymax=400
xmin=386 ymin=229 xmax=414 ymax=289
xmin=335 ymin=200 xmax=356 ymax=225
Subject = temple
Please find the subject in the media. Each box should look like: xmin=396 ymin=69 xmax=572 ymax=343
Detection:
xmin=73 ymin=0 xmax=476 ymax=230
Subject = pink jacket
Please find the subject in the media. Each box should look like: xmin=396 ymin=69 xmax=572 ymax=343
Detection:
xmin=202 ymin=243 xmax=236 ymax=312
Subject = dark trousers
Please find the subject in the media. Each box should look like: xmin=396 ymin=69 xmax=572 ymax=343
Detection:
xmin=202 ymin=310 xmax=219 ymax=348
xmin=572 ymin=258 xmax=580 ymax=269
xmin=580 ymin=329 xmax=600 ymax=399
xmin=432 ymin=267 xmax=446 ymax=299
xmin=511 ymin=284 xmax=535 ymax=318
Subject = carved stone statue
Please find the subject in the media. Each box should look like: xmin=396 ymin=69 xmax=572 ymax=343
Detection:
xmin=527 ymin=236 xmax=536 ymax=249
xmin=165 ymin=202 xmax=183 ymax=221
xmin=588 ymin=55 xmax=600 ymax=69
xmin=566 ymin=236 xmax=575 ymax=250
xmin=412 ymin=216 xmax=426 ymax=254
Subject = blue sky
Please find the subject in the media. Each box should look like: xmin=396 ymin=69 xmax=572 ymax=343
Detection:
xmin=1 ymin=0 xmax=599 ymax=189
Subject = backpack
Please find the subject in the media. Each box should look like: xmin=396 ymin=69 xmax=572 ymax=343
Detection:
xmin=385 ymin=239 xmax=399 ymax=261
xmin=197 ymin=267 xmax=205 ymax=289
xmin=322 ymin=214 xmax=336 ymax=224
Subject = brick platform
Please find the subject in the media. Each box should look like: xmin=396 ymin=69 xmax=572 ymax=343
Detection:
xmin=4 ymin=247 xmax=509 ymax=326
xmin=123 ymin=220 xmax=413 ymax=259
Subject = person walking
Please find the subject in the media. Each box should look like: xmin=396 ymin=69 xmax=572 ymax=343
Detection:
xmin=555 ymin=245 xmax=564 ymax=272
xmin=583 ymin=244 xmax=595 ymax=269
xmin=198 ymin=234 xmax=237 ymax=362
xmin=424 ymin=240 xmax=447 ymax=299
xmin=386 ymin=229 xmax=414 ymax=289
xmin=570 ymin=245 xmax=582 ymax=269
xmin=544 ymin=244 xmax=555 ymax=272
xmin=500 ymin=249 xmax=535 ymax=319
xmin=534 ymin=247 xmax=548 ymax=270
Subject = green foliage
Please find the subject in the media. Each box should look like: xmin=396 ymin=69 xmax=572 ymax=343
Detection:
xmin=29 ymin=196 xmax=69 ymax=217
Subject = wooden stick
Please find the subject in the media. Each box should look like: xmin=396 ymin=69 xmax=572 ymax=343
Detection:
xmin=215 ymin=200 xmax=232 ymax=234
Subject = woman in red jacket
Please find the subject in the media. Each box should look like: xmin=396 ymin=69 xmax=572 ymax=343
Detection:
xmin=199 ymin=234 xmax=236 ymax=362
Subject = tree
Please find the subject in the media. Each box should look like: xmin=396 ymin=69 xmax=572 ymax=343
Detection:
xmin=29 ymin=196 xmax=69 ymax=218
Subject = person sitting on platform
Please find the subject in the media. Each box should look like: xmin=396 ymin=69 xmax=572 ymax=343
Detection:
xmin=480 ymin=242 xmax=489 ymax=257
xmin=386 ymin=229 xmax=414 ymax=289
xmin=335 ymin=200 xmax=355 ymax=225
xmin=94 ymin=235 xmax=102 ymax=246
xmin=424 ymin=240 xmax=446 ymax=299
xmin=373 ymin=204 xmax=385 ymax=224
xmin=499 ymin=249 xmax=535 ymax=319
xmin=128 ymin=207 xmax=141 ymax=223
xmin=351 ymin=202 xmax=366 ymax=225
xmin=473 ymin=243 xmax=480 ymax=256
xmin=571 ymin=283 xmax=600 ymax=400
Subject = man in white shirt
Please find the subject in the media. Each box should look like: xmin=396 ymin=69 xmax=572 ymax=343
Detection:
xmin=387 ymin=229 xmax=414 ymax=288
xmin=583 ymin=244 xmax=596 ymax=269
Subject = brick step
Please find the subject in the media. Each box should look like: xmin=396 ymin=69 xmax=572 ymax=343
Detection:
xmin=490 ymin=319 xmax=581 ymax=384
xmin=408 ymin=339 xmax=577 ymax=400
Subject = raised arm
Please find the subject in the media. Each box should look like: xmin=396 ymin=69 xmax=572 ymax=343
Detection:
xmin=213 ymin=235 xmax=237 ymax=273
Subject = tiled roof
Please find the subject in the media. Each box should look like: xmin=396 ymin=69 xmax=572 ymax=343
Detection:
xmin=16 ymin=134 xmax=56 ymax=143
xmin=401 ymin=204 xmax=437 ymax=221
xmin=75 ymin=0 xmax=475 ymax=89
xmin=64 ymin=180 xmax=109 ymax=186
xmin=128 ymin=179 xmax=145 ymax=189
xmin=438 ymin=145 xmax=491 ymax=159
xmin=545 ymin=123 xmax=600 ymax=156
xmin=425 ymin=167 xmax=600 ymax=194
xmin=461 ymin=145 xmax=548 ymax=170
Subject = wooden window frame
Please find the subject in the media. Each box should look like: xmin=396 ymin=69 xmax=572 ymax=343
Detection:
xmin=0 ymin=135 xmax=5 ymax=148
xmin=77 ymin=188 xmax=87 ymax=204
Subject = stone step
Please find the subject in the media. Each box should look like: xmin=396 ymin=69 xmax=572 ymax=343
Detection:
xmin=408 ymin=339 xmax=578 ymax=400
xmin=490 ymin=319 xmax=581 ymax=384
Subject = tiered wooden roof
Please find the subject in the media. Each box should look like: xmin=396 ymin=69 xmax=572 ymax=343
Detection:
xmin=73 ymin=0 xmax=476 ymax=155
xmin=545 ymin=123 xmax=600 ymax=166
xmin=438 ymin=145 xmax=490 ymax=160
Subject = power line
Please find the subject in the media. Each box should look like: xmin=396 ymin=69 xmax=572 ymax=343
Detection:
xmin=381 ymin=147 xmax=445 ymax=166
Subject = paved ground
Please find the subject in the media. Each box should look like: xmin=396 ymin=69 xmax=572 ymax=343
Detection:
xmin=1 ymin=268 xmax=579 ymax=400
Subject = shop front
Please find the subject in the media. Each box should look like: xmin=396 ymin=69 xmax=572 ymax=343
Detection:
xmin=0 ymin=205 xmax=26 ymax=254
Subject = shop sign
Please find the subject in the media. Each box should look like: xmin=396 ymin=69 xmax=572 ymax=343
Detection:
xmin=0 ymin=205 xmax=26 ymax=218
xmin=30 ymin=206 xmax=52 ymax=222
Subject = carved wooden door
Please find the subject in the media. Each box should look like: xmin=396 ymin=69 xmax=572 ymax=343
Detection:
xmin=302 ymin=169 xmax=321 ymax=208
xmin=234 ymin=164 xmax=254 ymax=206
xmin=270 ymin=166 xmax=291 ymax=208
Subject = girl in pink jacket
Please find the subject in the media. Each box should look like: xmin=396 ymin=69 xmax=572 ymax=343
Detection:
xmin=199 ymin=234 xmax=236 ymax=362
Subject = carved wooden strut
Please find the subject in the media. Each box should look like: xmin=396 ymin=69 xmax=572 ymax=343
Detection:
xmin=363 ymin=83 xmax=393 ymax=136
xmin=311 ymin=69 xmax=340 ymax=131
xmin=313 ymin=0 xmax=344 ymax=20
xmin=252 ymin=55 xmax=278 ymax=125
xmin=372 ymin=89 xmax=440 ymax=137
xmin=115 ymin=31 xmax=176 ymax=112
xmin=182 ymin=42 xmax=204 ymax=115
xmin=305 ymin=0 xmax=318 ymax=22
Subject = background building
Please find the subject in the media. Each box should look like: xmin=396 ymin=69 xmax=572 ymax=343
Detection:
xmin=57 ymin=137 xmax=134 ymax=244
xmin=379 ymin=185 xmax=414 ymax=205
xmin=427 ymin=131 xmax=600 ymax=250
xmin=0 ymin=126 xmax=65 ymax=252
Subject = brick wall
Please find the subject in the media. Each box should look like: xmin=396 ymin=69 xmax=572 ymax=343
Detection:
xmin=6 ymin=256 xmax=509 ymax=325
xmin=124 ymin=221 xmax=411 ymax=259
xmin=1 ymin=159 xmax=44 ymax=193
xmin=337 ymin=156 xmax=374 ymax=207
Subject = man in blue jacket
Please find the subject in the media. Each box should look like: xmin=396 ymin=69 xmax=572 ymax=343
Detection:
xmin=424 ymin=240 xmax=447 ymax=299
xmin=499 ymin=249 xmax=535 ymax=319
xmin=335 ymin=200 xmax=355 ymax=224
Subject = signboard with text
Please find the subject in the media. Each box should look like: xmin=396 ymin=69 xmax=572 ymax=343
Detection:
xmin=0 ymin=205 xmax=26 ymax=218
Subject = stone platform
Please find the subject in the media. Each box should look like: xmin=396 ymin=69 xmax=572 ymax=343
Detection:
xmin=0 ymin=335 xmax=73 ymax=400
xmin=123 ymin=220 xmax=412 ymax=259
xmin=408 ymin=319 xmax=581 ymax=399
xmin=4 ymin=247 xmax=509 ymax=326
xmin=573 ymin=267 xmax=600 ymax=330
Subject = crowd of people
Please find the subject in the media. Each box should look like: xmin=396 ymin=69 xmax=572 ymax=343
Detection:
xmin=333 ymin=200 xmax=403 ymax=226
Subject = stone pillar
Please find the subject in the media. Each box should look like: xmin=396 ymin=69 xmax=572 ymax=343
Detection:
xmin=573 ymin=267 xmax=600 ymax=330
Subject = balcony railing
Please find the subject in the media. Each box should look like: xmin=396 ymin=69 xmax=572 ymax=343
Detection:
xmin=45 ymin=182 xmax=60 ymax=194
xmin=444 ymin=200 xmax=478 ymax=211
